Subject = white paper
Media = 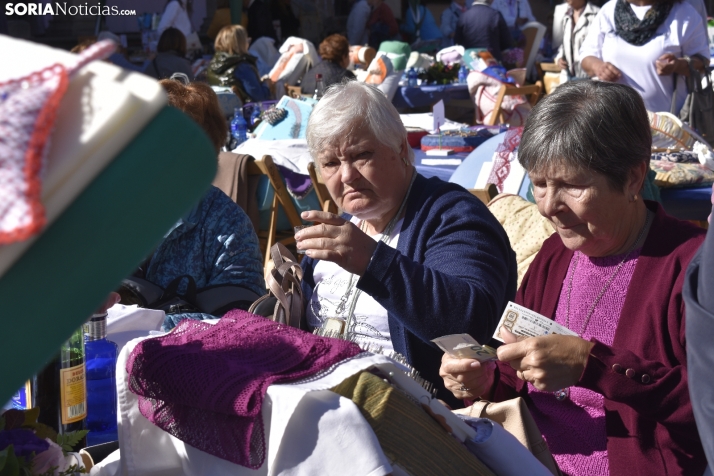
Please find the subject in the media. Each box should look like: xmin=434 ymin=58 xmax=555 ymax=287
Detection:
xmin=473 ymin=161 xmax=494 ymax=189
xmin=422 ymin=158 xmax=463 ymax=165
xmin=432 ymin=334 xmax=497 ymax=362
xmin=492 ymin=301 xmax=578 ymax=343
xmin=501 ymin=154 xmax=527 ymax=194
xmin=399 ymin=113 xmax=467 ymax=134
xmin=432 ymin=100 xmax=445 ymax=131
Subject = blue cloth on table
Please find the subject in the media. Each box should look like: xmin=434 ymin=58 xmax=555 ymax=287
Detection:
xmin=413 ymin=148 xmax=468 ymax=181
xmin=392 ymin=83 xmax=470 ymax=110
xmin=300 ymin=173 xmax=517 ymax=407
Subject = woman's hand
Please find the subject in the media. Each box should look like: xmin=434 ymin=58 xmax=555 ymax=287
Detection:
xmin=496 ymin=327 xmax=594 ymax=392
xmin=594 ymin=61 xmax=622 ymax=82
xmin=582 ymin=56 xmax=621 ymax=82
xmin=655 ymin=53 xmax=680 ymax=75
xmin=439 ymin=353 xmax=497 ymax=400
xmin=557 ymin=57 xmax=568 ymax=71
xmin=296 ymin=210 xmax=378 ymax=276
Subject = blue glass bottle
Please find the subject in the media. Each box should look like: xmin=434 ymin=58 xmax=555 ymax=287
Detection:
xmin=85 ymin=312 xmax=118 ymax=445
xmin=230 ymin=107 xmax=248 ymax=146
xmin=458 ymin=64 xmax=468 ymax=84
xmin=407 ymin=67 xmax=418 ymax=88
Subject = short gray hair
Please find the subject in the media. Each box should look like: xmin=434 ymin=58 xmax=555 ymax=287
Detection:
xmin=306 ymin=81 xmax=414 ymax=164
xmin=519 ymin=81 xmax=651 ymax=191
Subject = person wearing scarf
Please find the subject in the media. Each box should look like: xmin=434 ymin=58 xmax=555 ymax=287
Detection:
xmin=580 ymin=0 xmax=709 ymax=113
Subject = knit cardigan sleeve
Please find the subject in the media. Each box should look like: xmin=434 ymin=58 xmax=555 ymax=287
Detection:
xmin=355 ymin=178 xmax=517 ymax=347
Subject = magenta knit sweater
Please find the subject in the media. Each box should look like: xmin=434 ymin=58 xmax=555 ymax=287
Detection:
xmin=527 ymin=249 xmax=641 ymax=476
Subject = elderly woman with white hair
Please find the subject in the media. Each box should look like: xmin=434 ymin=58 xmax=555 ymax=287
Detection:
xmin=295 ymin=81 xmax=517 ymax=405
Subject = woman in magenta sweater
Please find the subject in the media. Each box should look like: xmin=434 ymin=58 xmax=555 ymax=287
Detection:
xmin=440 ymin=81 xmax=707 ymax=475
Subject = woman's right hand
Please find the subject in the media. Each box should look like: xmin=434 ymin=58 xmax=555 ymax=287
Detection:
xmin=439 ymin=353 xmax=497 ymax=400
xmin=594 ymin=60 xmax=622 ymax=82
xmin=557 ymin=58 xmax=568 ymax=71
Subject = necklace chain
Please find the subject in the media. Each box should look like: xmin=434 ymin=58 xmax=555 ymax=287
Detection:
xmin=565 ymin=210 xmax=651 ymax=336
xmin=323 ymin=170 xmax=417 ymax=337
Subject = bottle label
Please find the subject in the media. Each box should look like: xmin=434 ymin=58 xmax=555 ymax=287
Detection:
xmin=10 ymin=381 xmax=32 ymax=410
xmin=60 ymin=363 xmax=87 ymax=424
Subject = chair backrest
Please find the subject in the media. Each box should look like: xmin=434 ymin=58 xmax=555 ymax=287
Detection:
xmin=485 ymin=81 xmax=542 ymax=126
xmin=521 ymin=22 xmax=546 ymax=77
xmin=307 ymin=162 xmax=338 ymax=214
xmin=246 ymin=155 xmax=304 ymax=270
xmin=469 ymin=184 xmax=499 ymax=205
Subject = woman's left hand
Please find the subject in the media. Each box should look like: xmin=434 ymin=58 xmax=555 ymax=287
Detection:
xmin=655 ymin=53 xmax=680 ymax=75
xmin=496 ymin=327 xmax=595 ymax=391
xmin=296 ymin=210 xmax=378 ymax=276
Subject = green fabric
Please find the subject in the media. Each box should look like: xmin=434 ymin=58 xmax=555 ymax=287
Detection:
xmin=0 ymin=106 xmax=217 ymax=404
xmin=463 ymin=48 xmax=488 ymax=70
xmin=331 ymin=371 xmax=494 ymax=476
xmin=378 ymin=41 xmax=411 ymax=71
xmin=643 ymin=169 xmax=662 ymax=203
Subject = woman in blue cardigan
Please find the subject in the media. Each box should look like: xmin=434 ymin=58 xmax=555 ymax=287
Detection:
xmin=295 ymin=81 xmax=517 ymax=405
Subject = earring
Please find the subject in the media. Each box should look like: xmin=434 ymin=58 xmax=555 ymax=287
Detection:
xmin=402 ymin=156 xmax=409 ymax=166
xmin=632 ymin=194 xmax=638 ymax=202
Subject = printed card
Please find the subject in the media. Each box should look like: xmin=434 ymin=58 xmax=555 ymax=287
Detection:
xmin=432 ymin=334 xmax=498 ymax=362
xmin=492 ymin=301 xmax=578 ymax=343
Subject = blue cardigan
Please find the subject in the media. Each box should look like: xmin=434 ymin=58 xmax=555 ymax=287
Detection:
xmin=301 ymin=174 xmax=517 ymax=404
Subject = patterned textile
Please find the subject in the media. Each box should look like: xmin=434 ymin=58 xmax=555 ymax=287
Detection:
xmin=0 ymin=41 xmax=114 ymax=245
xmin=331 ymin=371 xmax=495 ymax=476
xmin=487 ymin=194 xmax=554 ymax=287
xmin=650 ymin=160 xmax=714 ymax=188
xmin=146 ymin=186 xmax=265 ymax=298
xmin=614 ymin=0 xmax=673 ymax=46
xmin=651 ymin=150 xmax=700 ymax=163
xmin=488 ymin=126 xmax=523 ymax=193
xmin=127 ymin=309 xmax=362 ymax=468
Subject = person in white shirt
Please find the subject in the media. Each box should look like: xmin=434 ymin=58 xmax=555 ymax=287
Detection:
xmin=490 ymin=0 xmax=536 ymax=30
xmin=440 ymin=0 xmax=469 ymax=46
xmin=554 ymin=0 xmax=599 ymax=78
xmin=580 ymin=0 xmax=709 ymax=114
xmin=347 ymin=0 xmax=371 ymax=45
xmin=157 ymin=0 xmax=192 ymax=38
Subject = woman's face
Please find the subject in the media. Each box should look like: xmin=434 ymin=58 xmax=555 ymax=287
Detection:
xmin=530 ymin=165 xmax=635 ymax=257
xmin=316 ymin=122 xmax=410 ymax=222
xmin=565 ymin=0 xmax=586 ymax=9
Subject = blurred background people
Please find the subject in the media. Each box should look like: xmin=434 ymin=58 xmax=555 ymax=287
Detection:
xmin=454 ymin=0 xmax=514 ymax=61
xmin=347 ymin=0 xmax=371 ymax=45
xmin=580 ymin=0 xmax=709 ymax=113
xmin=366 ymin=0 xmax=399 ymax=48
xmin=246 ymin=0 xmax=278 ymax=41
xmin=208 ymin=25 xmax=271 ymax=102
xmin=401 ymin=0 xmax=443 ymax=45
xmin=491 ymin=0 xmax=536 ymax=41
xmin=272 ymin=0 xmax=301 ymax=40
xmin=554 ymin=0 xmax=599 ymax=78
xmin=144 ymin=27 xmax=194 ymax=80
xmin=301 ymin=34 xmax=356 ymax=95
xmin=440 ymin=0 xmax=470 ymax=47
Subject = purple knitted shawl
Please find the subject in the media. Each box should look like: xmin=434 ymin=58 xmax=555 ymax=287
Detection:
xmin=126 ymin=309 xmax=361 ymax=468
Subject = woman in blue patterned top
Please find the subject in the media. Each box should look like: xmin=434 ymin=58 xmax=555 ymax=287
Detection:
xmin=152 ymin=80 xmax=265 ymax=329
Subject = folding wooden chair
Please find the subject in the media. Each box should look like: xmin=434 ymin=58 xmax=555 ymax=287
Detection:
xmin=485 ymin=81 xmax=543 ymax=126
xmin=469 ymin=183 xmax=499 ymax=205
xmin=307 ymin=162 xmax=338 ymax=214
xmin=247 ymin=155 xmax=305 ymax=270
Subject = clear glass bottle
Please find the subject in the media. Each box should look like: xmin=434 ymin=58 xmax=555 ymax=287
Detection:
xmin=33 ymin=328 xmax=87 ymax=452
xmin=85 ymin=312 xmax=118 ymax=445
xmin=313 ymin=74 xmax=325 ymax=100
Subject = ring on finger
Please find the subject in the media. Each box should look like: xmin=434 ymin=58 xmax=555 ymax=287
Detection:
xmin=459 ymin=385 xmax=469 ymax=392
